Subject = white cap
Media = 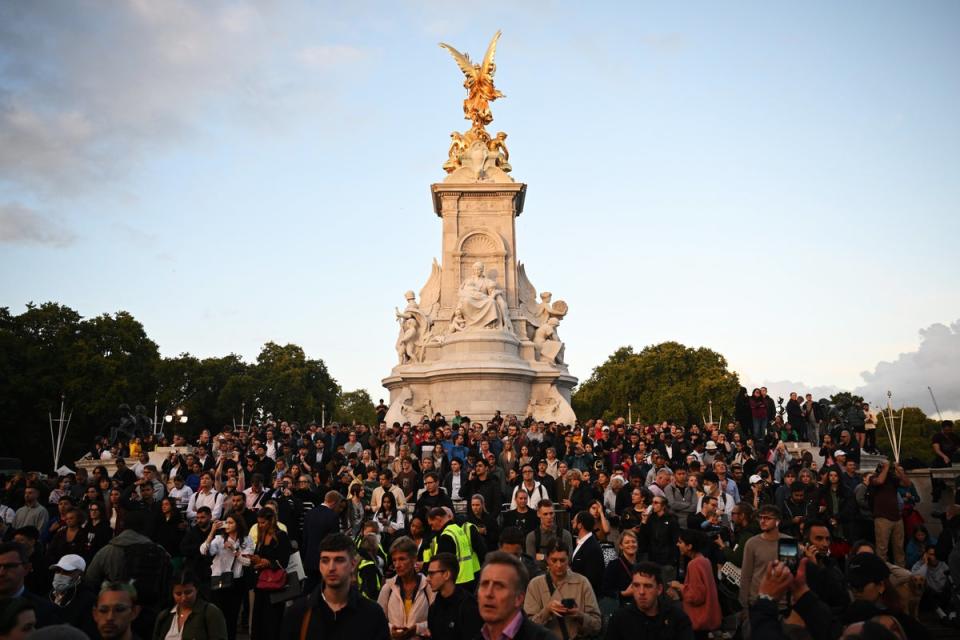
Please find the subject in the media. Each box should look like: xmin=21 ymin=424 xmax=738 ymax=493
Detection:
xmin=705 ymin=441 xmax=717 ymax=450
xmin=749 ymin=474 xmax=763 ymax=484
xmin=835 ymin=450 xmax=847 ymax=457
xmin=50 ymin=554 xmax=86 ymax=573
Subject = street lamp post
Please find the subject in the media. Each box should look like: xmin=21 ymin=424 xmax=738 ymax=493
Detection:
xmin=164 ymin=407 xmax=189 ymax=434
xmin=627 ymin=402 xmax=632 ymax=425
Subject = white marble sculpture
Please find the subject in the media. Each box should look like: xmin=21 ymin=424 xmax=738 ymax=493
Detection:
xmin=456 ymin=261 xmax=514 ymax=334
xmin=533 ymin=317 xmax=565 ymax=364
xmin=395 ymin=291 xmax=431 ymax=364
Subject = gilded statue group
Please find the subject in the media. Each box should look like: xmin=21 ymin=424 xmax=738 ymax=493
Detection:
xmin=439 ymin=31 xmax=512 ymax=175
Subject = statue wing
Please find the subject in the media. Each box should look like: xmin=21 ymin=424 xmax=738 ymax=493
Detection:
xmin=419 ymin=258 xmax=443 ymax=319
xmin=517 ymin=262 xmax=539 ymax=321
xmin=439 ymin=42 xmax=476 ymax=79
xmin=481 ymin=30 xmax=502 ymax=78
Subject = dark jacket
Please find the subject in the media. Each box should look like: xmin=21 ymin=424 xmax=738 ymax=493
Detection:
xmin=470 ymin=616 xmax=557 ymax=640
xmin=282 ymin=586 xmax=389 ymax=640
xmin=569 ymin=534 xmax=604 ymax=597
xmin=638 ymin=512 xmax=679 ymax=567
xmin=751 ymin=590 xmax=838 ymax=640
xmin=302 ymin=504 xmax=340 ymax=577
xmin=427 ymin=586 xmax=483 ymax=640
xmin=151 ymin=599 xmax=228 ymax=640
xmin=606 ymin=599 xmax=693 ymax=640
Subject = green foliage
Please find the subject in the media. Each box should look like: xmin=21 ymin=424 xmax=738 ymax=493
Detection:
xmin=873 ymin=406 xmax=938 ymax=464
xmin=828 ymin=391 xmax=865 ymax=415
xmin=572 ymin=341 xmax=741 ymax=425
xmin=336 ymin=389 xmax=377 ymax=425
xmin=0 ymin=303 xmax=341 ymax=472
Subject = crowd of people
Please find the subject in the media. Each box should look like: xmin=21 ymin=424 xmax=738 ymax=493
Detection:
xmin=1 ymin=390 xmax=959 ymax=640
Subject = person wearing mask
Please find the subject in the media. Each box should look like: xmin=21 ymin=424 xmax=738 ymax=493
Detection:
xmin=376 ymin=537 xmax=432 ymax=639
xmin=282 ymin=533 xmax=389 ymax=640
xmin=605 ymin=562 xmax=693 ymax=640
xmin=523 ymin=541 xmax=601 ymax=640
xmin=425 ymin=552 xmax=482 ymax=640
xmin=47 ymin=554 xmax=96 ymax=632
xmin=668 ymin=530 xmax=721 ymax=639
xmin=150 ymin=569 xmax=228 ymax=640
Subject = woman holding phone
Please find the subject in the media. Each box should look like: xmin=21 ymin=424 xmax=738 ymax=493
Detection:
xmin=201 ymin=514 xmax=253 ymax=640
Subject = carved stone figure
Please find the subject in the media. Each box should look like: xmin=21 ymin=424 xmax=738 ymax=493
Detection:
xmin=448 ymin=308 xmax=466 ymax=334
xmin=533 ymin=318 xmax=564 ymax=364
xmin=456 ymin=261 xmax=513 ymax=333
xmin=395 ymin=291 xmax=431 ymax=364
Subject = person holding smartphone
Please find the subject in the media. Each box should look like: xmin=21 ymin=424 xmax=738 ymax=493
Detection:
xmin=522 ymin=541 xmax=601 ymax=640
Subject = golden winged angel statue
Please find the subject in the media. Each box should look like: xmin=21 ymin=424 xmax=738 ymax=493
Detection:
xmin=439 ymin=30 xmax=504 ymax=130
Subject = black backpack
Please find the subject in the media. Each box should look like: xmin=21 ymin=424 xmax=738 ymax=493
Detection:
xmin=121 ymin=543 xmax=172 ymax=605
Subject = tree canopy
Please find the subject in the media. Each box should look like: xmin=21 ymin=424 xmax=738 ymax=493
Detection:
xmin=572 ymin=341 xmax=741 ymax=425
xmin=0 ymin=303 xmax=342 ymax=472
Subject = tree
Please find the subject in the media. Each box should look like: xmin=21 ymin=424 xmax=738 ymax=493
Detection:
xmin=253 ymin=342 xmax=340 ymax=424
xmin=336 ymin=389 xmax=377 ymax=425
xmin=572 ymin=341 xmax=741 ymax=425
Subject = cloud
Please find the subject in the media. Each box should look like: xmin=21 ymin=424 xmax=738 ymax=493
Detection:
xmin=298 ymin=45 xmax=368 ymax=70
xmin=0 ymin=203 xmax=76 ymax=247
xmin=855 ymin=320 xmax=960 ymax=416
xmin=0 ymin=2 xmax=368 ymax=199
xmin=747 ymin=379 xmax=840 ymax=403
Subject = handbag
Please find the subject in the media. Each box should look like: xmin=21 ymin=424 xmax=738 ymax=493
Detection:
xmin=269 ymin=571 xmax=303 ymax=604
xmin=256 ymin=567 xmax=287 ymax=591
xmin=210 ymin=573 xmax=234 ymax=591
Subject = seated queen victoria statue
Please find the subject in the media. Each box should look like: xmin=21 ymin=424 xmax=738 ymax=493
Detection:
xmin=456 ymin=261 xmax=514 ymax=334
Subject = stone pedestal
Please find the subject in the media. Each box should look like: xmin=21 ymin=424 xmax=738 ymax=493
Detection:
xmin=383 ymin=163 xmax=577 ymax=425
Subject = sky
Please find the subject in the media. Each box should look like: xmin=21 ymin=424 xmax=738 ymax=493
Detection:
xmin=1 ymin=1 xmax=959 ymax=417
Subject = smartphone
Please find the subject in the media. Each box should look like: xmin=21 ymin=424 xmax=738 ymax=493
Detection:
xmin=561 ymin=598 xmax=576 ymax=609
xmin=778 ymin=539 xmax=799 ymax=573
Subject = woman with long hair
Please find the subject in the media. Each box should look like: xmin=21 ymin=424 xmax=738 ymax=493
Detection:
xmin=201 ymin=514 xmax=253 ymax=640
xmin=155 ymin=497 xmax=186 ymax=565
xmin=106 ymin=488 xmax=126 ymax=535
xmin=151 ymin=568 xmax=228 ymax=640
xmin=249 ymin=508 xmax=290 ymax=640
xmin=588 ymin=500 xmax=611 ymax=542
xmin=45 ymin=508 xmax=88 ymax=565
xmin=466 ymin=494 xmax=499 ymax=552
xmin=344 ymin=483 xmax=368 ymax=537
xmin=375 ymin=492 xmax=405 ymax=548
xmin=83 ymin=501 xmax=111 ymax=557
xmin=619 ymin=487 xmax=648 ymax=533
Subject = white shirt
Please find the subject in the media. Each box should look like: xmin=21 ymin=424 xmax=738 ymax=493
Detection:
xmin=164 ymin=607 xmax=183 ymax=640
xmin=187 ymin=489 xmax=224 ymax=520
xmin=168 ymin=485 xmax=194 ymax=510
xmin=200 ymin=534 xmax=254 ymax=577
xmin=572 ymin=531 xmax=593 ymax=562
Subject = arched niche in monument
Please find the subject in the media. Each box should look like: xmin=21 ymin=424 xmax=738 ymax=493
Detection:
xmin=454 ymin=230 xmax=509 ymax=291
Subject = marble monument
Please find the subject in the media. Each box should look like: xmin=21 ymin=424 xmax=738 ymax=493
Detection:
xmin=382 ymin=31 xmax=577 ymax=425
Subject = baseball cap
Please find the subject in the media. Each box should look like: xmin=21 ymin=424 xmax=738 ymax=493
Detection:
xmin=846 ymin=552 xmax=890 ymax=589
xmin=50 ymin=554 xmax=86 ymax=573
xmin=749 ymin=474 xmax=763 ymax=485
xmin=835 ymin=450 xmax=847 ymax=457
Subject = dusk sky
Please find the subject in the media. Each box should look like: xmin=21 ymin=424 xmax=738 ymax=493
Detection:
xmin=2 ymin=2 xmax=958 ymax=416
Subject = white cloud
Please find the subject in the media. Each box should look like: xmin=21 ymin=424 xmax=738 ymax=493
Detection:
xmin=0 ymin=2 xmax=368 ymax=200
xmin=855 ymin=320 xmax=960 ymax=416
xmin=298 ymin=44 xmax=368 ymax=70
xmin=0 ymin=203 xmax=75 ymax=247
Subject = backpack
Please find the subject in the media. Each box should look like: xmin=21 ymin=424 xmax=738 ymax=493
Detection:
xmin=121 ymin=543 xmax=172 ymax=605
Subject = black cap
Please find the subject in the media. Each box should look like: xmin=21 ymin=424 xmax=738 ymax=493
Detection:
xmin=846 ymin=552 xmax=890 ymax=589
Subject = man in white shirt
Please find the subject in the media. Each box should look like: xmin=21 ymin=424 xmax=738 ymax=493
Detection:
xmin=187 ymin=472 xmax=224 ymax=520
xmin=509 ymin=465 xmax=550 ymax=509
